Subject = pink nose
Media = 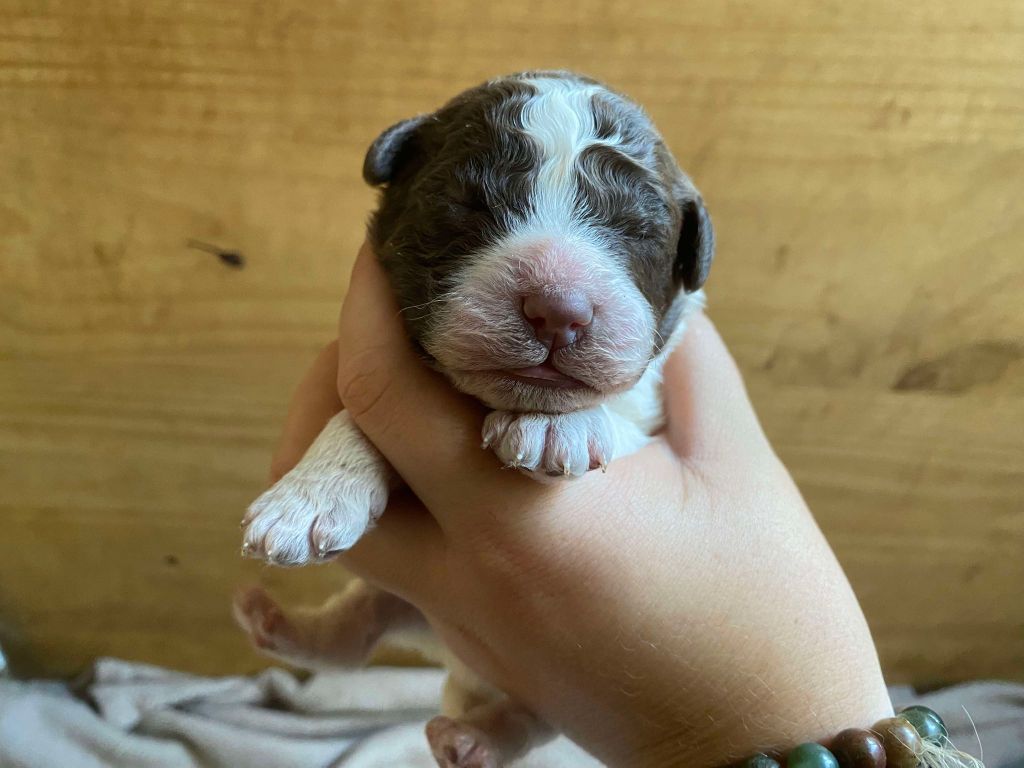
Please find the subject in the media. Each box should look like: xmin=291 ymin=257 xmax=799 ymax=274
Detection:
xmin=522 ymin=291 xmax=594 ymax=350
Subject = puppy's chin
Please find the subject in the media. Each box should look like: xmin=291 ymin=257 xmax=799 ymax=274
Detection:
xmin=445 ymin=368 xmax=640 ymax=413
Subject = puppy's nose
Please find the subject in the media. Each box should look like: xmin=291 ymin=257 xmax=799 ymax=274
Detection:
xmin=522 ymin=291 xmax=594 ymax=350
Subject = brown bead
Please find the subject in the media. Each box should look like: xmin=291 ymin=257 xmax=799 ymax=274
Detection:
xmin=831 ymin=728 xmax=887 ymax=768
xmin=872 ymin=717 xmax=922 ymax=768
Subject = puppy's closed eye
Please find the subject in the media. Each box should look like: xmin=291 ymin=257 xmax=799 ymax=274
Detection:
xmin=448 ymin=186 xmax=494 ymax=216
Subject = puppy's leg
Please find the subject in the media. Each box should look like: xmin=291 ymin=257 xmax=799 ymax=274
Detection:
xmin=426 ymin=695 xmax=553 ymax=768
xmin=233 ymin=579 xmax=421 ymax=669
xmin=242 ymin=411 xmax=395 ymax=566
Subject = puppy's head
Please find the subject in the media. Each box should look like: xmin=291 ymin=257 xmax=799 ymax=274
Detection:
xmin=364 ymin=71 xmax=714 ymax=413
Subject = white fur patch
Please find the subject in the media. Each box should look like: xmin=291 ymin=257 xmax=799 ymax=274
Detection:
xmin=520 ymin=77 xmax=624 ymax=231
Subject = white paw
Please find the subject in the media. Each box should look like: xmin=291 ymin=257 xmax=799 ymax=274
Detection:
xmin=241 ymin=412 xmax=390 ymax=566
xmin=241 ymin=463 xmax=387 ymax=566
xmin=481 ymin=408 xmax=614 ymax=478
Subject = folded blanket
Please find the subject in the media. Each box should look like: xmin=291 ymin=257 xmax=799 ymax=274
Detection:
xmin=0 ymin=658 xmax=1020 ymax=767
xmin=0 ymin=659 xmax=600 ymax=767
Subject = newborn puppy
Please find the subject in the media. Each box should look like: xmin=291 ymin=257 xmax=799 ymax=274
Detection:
xmin=237 ymin=70 xmax=714 ymax=767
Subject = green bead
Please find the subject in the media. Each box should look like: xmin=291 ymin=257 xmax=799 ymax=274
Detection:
xmin=739 ymin=754 xmax=781 ymax=768
xmin=788 ymin=743 xmax=840 ymax=768
xmin=899 ymin=705 xmax=948 ymax=743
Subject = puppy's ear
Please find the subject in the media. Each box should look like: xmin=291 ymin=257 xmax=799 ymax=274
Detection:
xmin=674 ymin=193 xmax=715 ymax=293
xmin=362 ymin=115 xmax=428 ymax=186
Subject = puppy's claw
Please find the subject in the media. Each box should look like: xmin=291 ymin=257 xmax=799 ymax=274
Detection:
xmin=483 ymin=408 xmax=615 ymax=480
xmin=481 ymin=440 xmax=490 ymax=449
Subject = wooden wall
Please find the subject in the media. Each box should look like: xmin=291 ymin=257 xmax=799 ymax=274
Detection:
xmin=1 ymin=0 xmax=1022 ymax=682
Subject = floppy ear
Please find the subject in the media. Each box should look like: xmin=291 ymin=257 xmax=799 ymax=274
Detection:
xmin=674 ymin=194 xmax=715 ymax=293
xmin=362 ymin=115 xmax=429 ymax=187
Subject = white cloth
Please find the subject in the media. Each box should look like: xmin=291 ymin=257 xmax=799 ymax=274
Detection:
xmin=1 ymin=659 xmax=1021 ymax=767
xmin=0 ymin=659 xmax=601 ymax=767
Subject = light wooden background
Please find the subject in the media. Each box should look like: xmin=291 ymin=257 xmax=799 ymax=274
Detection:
xmin=1 ymin=1 xmax=1022 ymax=683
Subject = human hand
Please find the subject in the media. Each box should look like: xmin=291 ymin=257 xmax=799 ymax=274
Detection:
xmin=268 ymin=242 xmax=893 ymax=767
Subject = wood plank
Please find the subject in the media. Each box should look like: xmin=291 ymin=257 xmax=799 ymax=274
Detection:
xmin=1 ymin=0 xmax=1022 ymax=682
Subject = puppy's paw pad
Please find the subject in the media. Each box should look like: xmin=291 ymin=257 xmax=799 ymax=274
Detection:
xmin=426 ymin=716 xmax=500 ymax=768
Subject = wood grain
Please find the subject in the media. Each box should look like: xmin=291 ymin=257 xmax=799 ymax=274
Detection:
xmin=1 ymin=0 xmax=1022 ymax=682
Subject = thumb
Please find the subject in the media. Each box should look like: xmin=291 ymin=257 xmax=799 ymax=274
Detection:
xmin=662 ymin=312 xmax=773 ymax=461
xmin=334 ymin=242 xmax=502 ymax=516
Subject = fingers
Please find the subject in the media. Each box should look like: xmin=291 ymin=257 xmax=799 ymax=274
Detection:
xmin=336 ymin=489 xmax=446 ymax=604
xmin=662 ymin=313 xmax=773 ymax=461
xmin=335 ymin=242 xmax=520 ymax=520
xmin=269 ymin=341 xmax=344 ymax=483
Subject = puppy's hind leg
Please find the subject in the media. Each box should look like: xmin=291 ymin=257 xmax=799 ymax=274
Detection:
xmin=427 ymin=694 xmax=553 ymax=768
xmin=233 ymin=579 xmax=421 ymax=670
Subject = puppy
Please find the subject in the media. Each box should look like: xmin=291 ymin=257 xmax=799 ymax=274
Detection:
xmin=236 ymin=70 xmax=714 ymax=767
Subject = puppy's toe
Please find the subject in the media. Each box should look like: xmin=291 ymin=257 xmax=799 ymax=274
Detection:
xmin=485 ymin=412 xmax=548 ymax=471
xmin=542 ymin=417 xmax=591 ymax=477
xmin=586 ymin=417 xmax=615 ymax=471
xmin=426 ymin=716 xmax=500 ymax=768
xmin=308 ymin=504 xmax=373 ymax=559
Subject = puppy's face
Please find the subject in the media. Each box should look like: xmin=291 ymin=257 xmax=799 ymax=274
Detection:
xmin=365 ymin=71 xmax=713 ymax=413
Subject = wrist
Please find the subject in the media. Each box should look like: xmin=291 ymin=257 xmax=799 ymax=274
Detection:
xmin=628 ymin=667 xmax=893 ymax=768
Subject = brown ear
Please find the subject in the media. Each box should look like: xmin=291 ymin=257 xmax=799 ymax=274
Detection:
xmin=674 ymin=194 xmax=715 ymax=292
xmin=362 ymin=115 xmax=429 ymax=186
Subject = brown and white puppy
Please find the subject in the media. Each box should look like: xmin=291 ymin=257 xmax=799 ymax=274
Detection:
xmin=236 ymin=71 xmax=714 ymax=767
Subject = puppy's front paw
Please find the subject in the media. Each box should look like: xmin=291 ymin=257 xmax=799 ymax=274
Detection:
xmin=482 ymin=409 xmax=614 ymax=478
xmin=241 ymin=464 xmax=386 ymax=566
xmin=241 ymin=412 xmax=389 ymax=566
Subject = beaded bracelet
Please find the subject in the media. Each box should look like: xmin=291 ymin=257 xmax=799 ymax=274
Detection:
xmin=736 ymin=706 xmax=984 ymax=768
